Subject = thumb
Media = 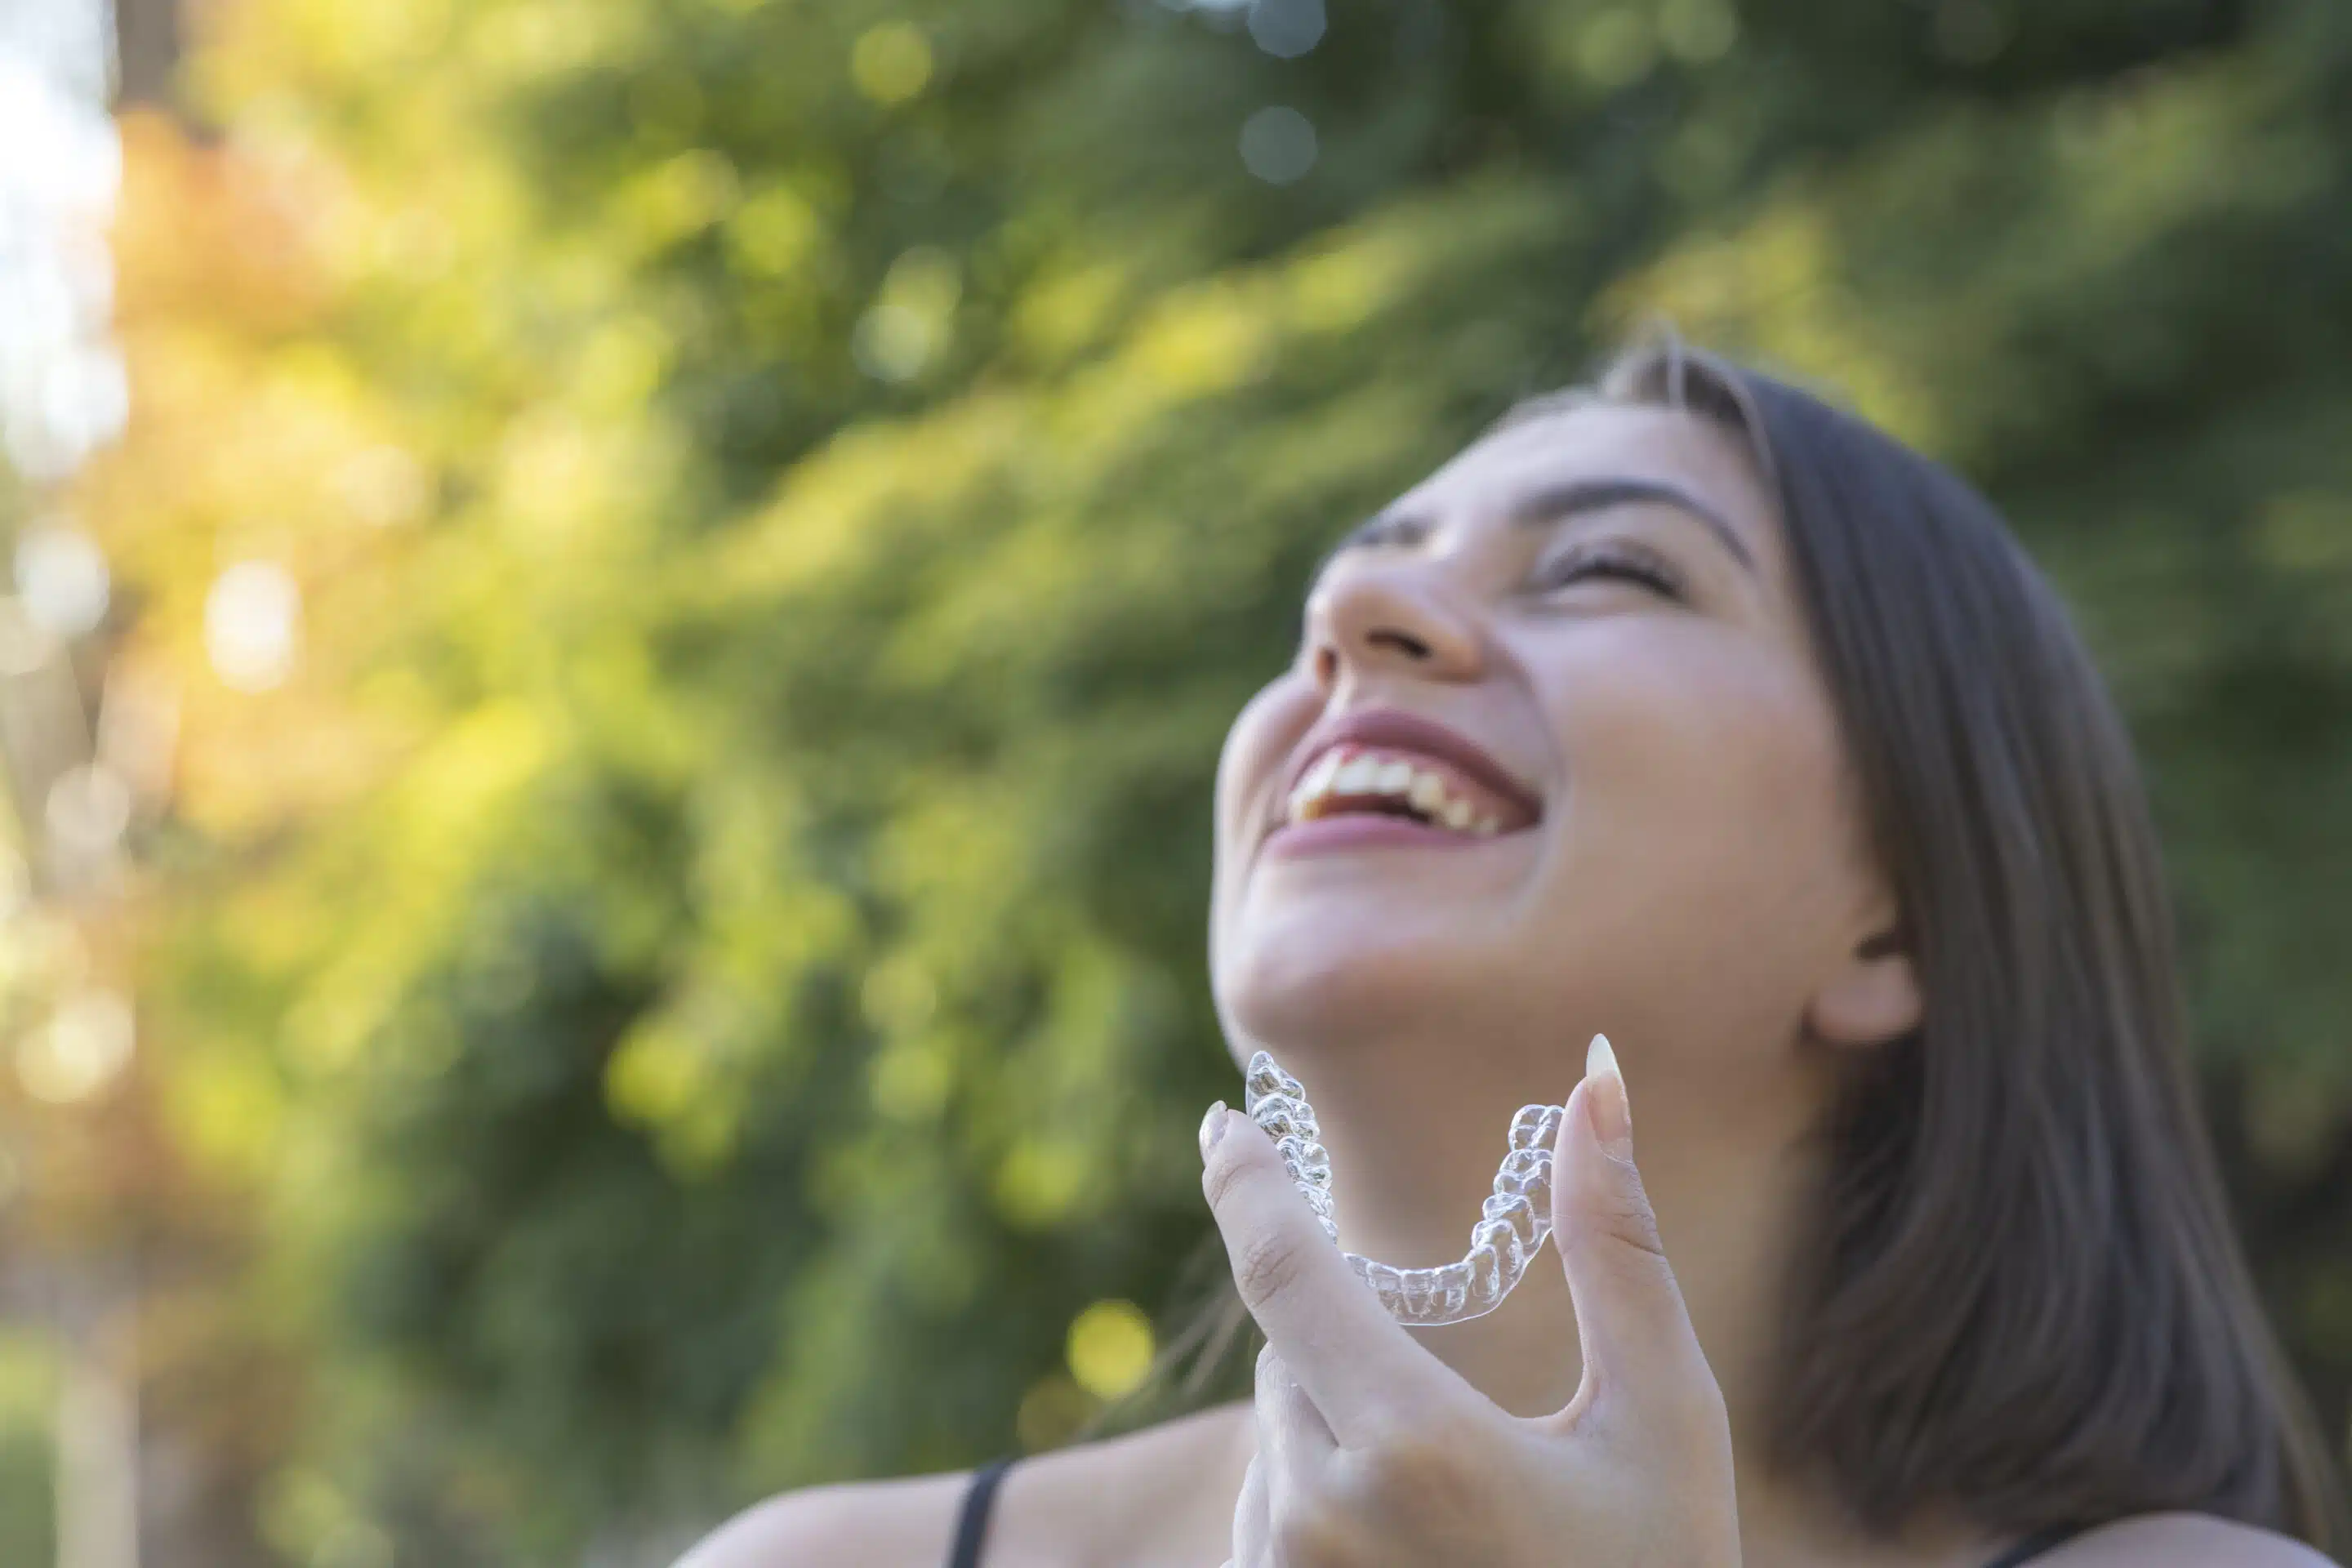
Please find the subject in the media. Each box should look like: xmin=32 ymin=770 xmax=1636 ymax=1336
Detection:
xmin=1551 ymin=1035 xmax=1719 ymax=1430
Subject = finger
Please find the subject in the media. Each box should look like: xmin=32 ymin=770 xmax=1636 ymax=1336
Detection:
xmin=1254 ymin=1345 xmax=1337 ymax=1517
xmin=1232 ymin=1455 xmax=1268 ymax=1568
xmin=1550 ymin=1036 xmax=1722 ymax=1430
xmin=1200 ymin=1102 xmax=1467 ymax=1441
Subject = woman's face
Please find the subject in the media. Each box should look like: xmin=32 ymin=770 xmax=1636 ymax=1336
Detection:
xmin=1209 ymin=401 xmax=1898 ymax=1086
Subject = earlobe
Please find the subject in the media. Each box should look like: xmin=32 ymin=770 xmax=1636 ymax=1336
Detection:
xmin=1806 ymin=929 xmax=1922 ymax=1047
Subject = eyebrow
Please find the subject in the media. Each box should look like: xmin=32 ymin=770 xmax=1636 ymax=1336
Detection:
xmin=1325 ymin=475 xmax=1758 ymax=575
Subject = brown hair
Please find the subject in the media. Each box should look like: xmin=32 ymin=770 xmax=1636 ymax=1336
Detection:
xmin=1519 ymin=335 xmax=2345 ymax=1548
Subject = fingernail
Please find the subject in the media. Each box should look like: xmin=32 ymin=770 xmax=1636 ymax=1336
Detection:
xmin=1584 ymin=1034 xmax=1632 ymax=1159
xmin=1199 ymin=1102 xmax=1229 ymax=1158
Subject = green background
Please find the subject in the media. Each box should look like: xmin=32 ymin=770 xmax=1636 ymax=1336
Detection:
xmin=12 ymin=0 xmax=2352 ymax=1561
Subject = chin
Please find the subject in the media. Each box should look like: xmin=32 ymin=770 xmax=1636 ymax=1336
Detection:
xmin=1214 ymin=908 xmax=1489 ymax=1053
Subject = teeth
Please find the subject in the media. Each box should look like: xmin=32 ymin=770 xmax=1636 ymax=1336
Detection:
xmin=1288 ymin=751 xmax=1343 ymax=820
xmin=1285 ymin=747 xmax=1517 ymax=837
xmin=1302 ymin=751 xmax=1342 ymax=797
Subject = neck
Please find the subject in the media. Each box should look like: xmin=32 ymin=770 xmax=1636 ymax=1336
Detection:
xmin=1309 ymin=1045 xmax=1808 ymax=1429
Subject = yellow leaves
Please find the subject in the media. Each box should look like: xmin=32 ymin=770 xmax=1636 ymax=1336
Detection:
xmin=270 ymin=0 xmax=456 ymax=78
xmin=2046 ymin=62 xmax=2322 ymax=256
xmin=1600 ymin=198 xmax=1948 ymax=452
xmin=1125 ymin=278 xmax=1274 ymax=400
xmin=723 ymin=391 xmax=1029 ymax=595
xmin=171 ymin=1048 xmax=287 ymax=1183
xmin=605 ymin=1015 xmax=715 ymax=1132
xmin=1010 ymin=256 xmax=1132 ymax=364
xmin=573 ymin=316 xmax=675 ymax=414
xmin=613 ymin=149 xmax=741 ymax=252
xmin=727 ymin=185 xmax=827 ymax=281
xmin=463 ymin=0 xmax=656 ymax=84
xmin=489 ymin=399 xmax=683 ymax=555
xmin=1288 ymin=229 xmax=1414 ymax=334
xmin=389 ymin=702 xmax=551 ymax=871
xmin=992 ymin=1137 xmax=1090 ymax=1229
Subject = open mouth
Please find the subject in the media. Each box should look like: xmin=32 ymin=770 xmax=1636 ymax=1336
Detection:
xmin=1285 ymin=746 xmax=1517 ymax=835
xmin=1267 ymin=709 xmax=1544 ymax=849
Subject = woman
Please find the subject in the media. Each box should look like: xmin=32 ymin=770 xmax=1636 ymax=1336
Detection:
xmin=681 ymin=341 xmax=2345 ymax=1567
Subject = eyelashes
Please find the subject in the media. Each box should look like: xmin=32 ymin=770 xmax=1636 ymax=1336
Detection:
xmin=1305 ymin=536 xmax=1690 ymax=608
xmin=1528 ymin=540 xmax=1686 ymax=601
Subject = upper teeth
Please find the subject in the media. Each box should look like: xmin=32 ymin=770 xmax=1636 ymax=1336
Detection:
xmin=1287 ymin=749 xmax=1500 ymax=835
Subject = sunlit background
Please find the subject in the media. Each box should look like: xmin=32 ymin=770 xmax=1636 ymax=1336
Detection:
xmin=0 ymin=0 xmax=2347 ymax=1563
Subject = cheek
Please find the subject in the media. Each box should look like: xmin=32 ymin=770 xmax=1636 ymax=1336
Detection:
xmin=1546 ymin=631 xmax=1855 ymax=934
xmin=1212 ymin=675 xmax=1318 ymax=895
xmin=1216 ymin=675 xmax=1316 ymax=829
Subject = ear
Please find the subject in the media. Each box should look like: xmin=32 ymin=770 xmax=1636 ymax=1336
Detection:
xmin=1806 ymin=920 xmax=1922 ymax=1048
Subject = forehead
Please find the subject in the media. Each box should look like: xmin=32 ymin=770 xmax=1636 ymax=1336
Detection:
xmin=1405 ymin=401 xmax=1781 ymax=559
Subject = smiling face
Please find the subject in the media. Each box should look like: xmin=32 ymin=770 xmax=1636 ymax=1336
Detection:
xmin=1210 ymin=400 xmax=1907 ymax=1090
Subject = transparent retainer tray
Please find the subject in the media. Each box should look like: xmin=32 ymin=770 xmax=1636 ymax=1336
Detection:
xmin=1244 ymin=1051 xmax=1563 ymax=1326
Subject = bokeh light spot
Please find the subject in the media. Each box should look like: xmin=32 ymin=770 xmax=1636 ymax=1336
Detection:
xmin=1240 ymin=106 xmax=1317 ymax=185
xmin=852 ymin=24 xmax=934 ymax=106
xmin=1067 ymin=1299 xmax=1155 ymax=1400
xmin=1015 ymin=1373 xmax=1098 ymax=1451
xmin=332 ymin=446 xmax=430 ymax=528
xmin=46 ymin=762 xmax=130 ymax=856
xmin=205 ymin=562 xmax=303 ymax=692
xmin=729 ymin=186 xmax=824 ymax=279
xmin=1575 ymin=10 xmax=1659 ymax=87
xmin=993 ymin=1138 xmax=1089 ymax=1227
xmin=1249 ymin=0 xmax=1325 ymax=58
xmin=15 ymin=520 xmax=109 ymax=636
xmin=853 ymin=246 xmax=961 ymax=382
xmin=17 ymin=988 xmax=135 ymax=1105
xmin=1659 ymin=0 xmax=1740 ymax=64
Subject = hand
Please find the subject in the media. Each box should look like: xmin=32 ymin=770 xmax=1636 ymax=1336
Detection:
xmin=1200 ymin=1037 xmax=1740 ymax=1568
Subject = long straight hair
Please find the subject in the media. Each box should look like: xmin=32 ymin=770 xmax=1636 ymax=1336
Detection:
xmin=1542 ymin=337 xmax=2344 ymax=1547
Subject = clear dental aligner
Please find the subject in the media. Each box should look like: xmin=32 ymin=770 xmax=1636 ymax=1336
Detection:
xmin=1244 ymin=1051 xmax=1565 ymax=1326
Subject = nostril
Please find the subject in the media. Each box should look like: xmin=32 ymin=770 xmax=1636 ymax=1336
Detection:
xmin=1311 ymin=645 xmax=1339 ymax=686
xmin=1368 ymin=628 xmax=1432 ymax=659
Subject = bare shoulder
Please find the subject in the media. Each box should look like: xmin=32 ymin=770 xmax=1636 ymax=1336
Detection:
xmin=2047 ymin=1513 xmax=2337 ymax=1567
xmin=673 ymin=1401 xmax=1254 ymax=1568
xmin=673 ymin=1467 xmax=970 ymax=1568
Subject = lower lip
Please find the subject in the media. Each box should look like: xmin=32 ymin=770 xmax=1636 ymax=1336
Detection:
xmin=1261 ymin=815 xmax=1523 ymax=859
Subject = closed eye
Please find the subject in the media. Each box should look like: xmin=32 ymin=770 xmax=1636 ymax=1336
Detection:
xmin=1530 ymin=541 xmax=1685 ymax=600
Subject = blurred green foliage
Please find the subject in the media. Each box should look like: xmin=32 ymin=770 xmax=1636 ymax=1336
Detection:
xmin=63 ymin=0 xmax=2352 ymax=1558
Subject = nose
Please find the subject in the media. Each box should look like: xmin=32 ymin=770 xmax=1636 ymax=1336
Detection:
xmin=1303 ymin=564 xmax=1486 ymax=695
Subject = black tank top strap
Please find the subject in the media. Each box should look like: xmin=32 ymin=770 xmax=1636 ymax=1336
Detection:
xmin=943 ymin=1457 xmax=1014 ymax=1568
xmin=1980 ymin=1524 xmax=2087 ymax=1568
xmin=942 ymin=1461 xmax=2079 ymax=1568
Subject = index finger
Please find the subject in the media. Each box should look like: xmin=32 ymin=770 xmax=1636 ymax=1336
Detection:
xmin=1199 ymin=1104 xmax=1468 ymax=1441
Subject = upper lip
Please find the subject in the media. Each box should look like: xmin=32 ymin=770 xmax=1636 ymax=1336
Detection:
xmin=1273 ymin=706 xmax=1545 ymax=831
